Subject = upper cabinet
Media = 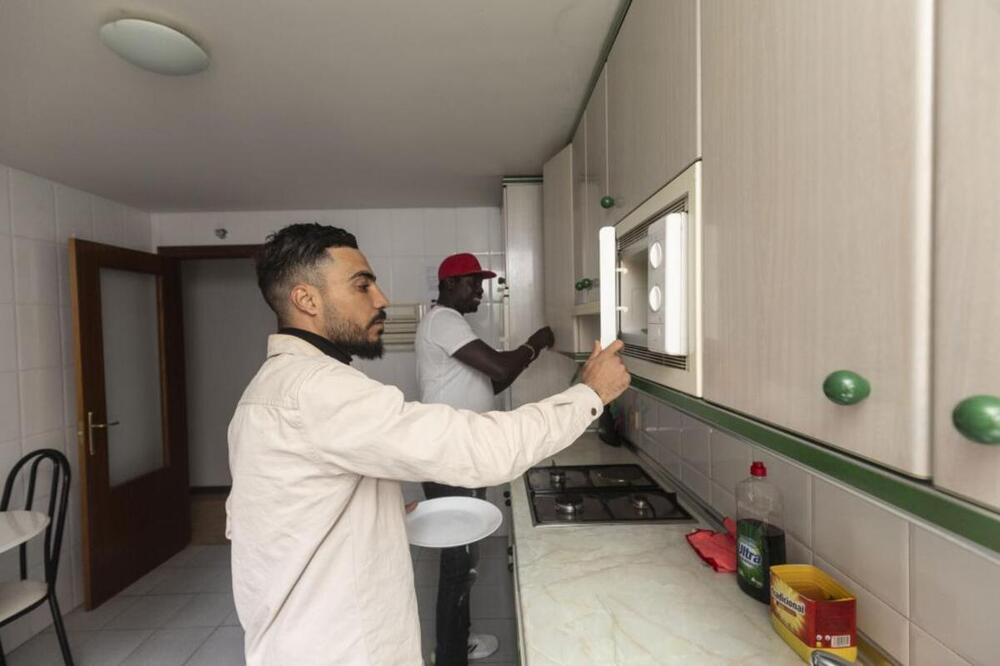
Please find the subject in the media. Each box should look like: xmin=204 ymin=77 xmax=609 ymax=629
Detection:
xmin=932 ymin=0 xmax=1000 ymax=510
xmin=580 ymin=67 xmax=611 ymax=303
xmin=606 ymin=0 xmax=699 ymax=220
xmin=542 ymin=145 xmax=578 ymax=354
xmin=701 ymin=0 xmax=934 ymax=477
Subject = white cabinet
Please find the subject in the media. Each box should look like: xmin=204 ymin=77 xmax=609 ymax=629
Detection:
xmin=607 ymin=0 xmax=698 ymax=218
xmin=542 ymin=145 xmax=577 ymax=354
xmin=701 ymin=0 xmax=934 ymax=477
xmin=580 ymin=67 xmax=611 ymax=303
xmin=931 ymin=0 xmax=1000 ymax=510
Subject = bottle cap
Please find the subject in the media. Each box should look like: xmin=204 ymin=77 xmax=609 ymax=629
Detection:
xmin=750 ymin=461 xmax=767 ymax=477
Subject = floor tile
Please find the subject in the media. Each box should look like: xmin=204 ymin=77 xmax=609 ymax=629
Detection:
xmin=120 ymin=627 xmax=214 ymax=666
xmin=54 ymin=594 xmax=141 ymax=632
xmin=105 ymin=595 xmax=193 ymax=630
xmin=184 ymin=626 xmax=245 ymax=666
xmin=149 ymin=567 xmax=231 ymax=595
xmin=6 ymin=630 xmax=89 ymax=666
xmin=73 ymin=629 xmax=152 ymax=666
xmin=221 ymin=610 xmax=241 ymax=627
xmin=119 ymin=566 xmax=174 ymax=596
xmin=163 ymin=593 xmax=234 ymax=628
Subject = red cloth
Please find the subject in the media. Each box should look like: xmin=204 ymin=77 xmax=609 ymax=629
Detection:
xmin=685 ymin=517 xmax=738 ymax=573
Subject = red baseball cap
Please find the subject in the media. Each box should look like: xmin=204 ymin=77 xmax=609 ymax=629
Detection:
xmin=437 ymin=253 xmax=497 ymax=280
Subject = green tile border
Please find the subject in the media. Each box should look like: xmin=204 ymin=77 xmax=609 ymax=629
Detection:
xmin=560 ymin=352 xmax=999 ymax=552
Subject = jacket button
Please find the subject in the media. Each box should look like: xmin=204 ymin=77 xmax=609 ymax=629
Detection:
xmin=591 ymin=408 xmax=598 ymax=416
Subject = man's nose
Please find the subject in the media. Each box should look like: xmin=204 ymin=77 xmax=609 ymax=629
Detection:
xmin=372 ymin=283 xmax=390 ymax=309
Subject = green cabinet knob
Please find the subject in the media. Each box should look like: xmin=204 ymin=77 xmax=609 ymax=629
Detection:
xmin=579 ymin=278 xmax=593 ymax=290
xmin=600 ymin=195 xmax=615 ymax=209
xmin=952 ymin=395 xmax=1000 ymax=444
xmin=575 ymin=280 xmax=585 ymax=291
xmin=823 ymin=370 xmax=871 ymax=406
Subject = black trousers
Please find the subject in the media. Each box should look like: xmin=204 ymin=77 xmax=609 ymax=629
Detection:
xmin=422 ymin=482 xmax=487 ymax=666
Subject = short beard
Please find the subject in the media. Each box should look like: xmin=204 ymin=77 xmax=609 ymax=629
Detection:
xmin=324 ymin=312 xmax=385 ymax=360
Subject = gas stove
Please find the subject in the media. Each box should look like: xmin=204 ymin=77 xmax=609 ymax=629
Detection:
xmin=526 ymin=463 xmax=695 ymax=526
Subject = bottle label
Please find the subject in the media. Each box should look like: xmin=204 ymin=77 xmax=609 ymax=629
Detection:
xmin=737 ymin=521 xmax=765 ymax=589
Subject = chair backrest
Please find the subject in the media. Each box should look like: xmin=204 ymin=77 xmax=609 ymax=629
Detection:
xmin=0 ymin=449 xmax=71 ymax=586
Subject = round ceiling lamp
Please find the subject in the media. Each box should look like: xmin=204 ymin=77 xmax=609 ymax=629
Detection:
xmin=99 ymin=18 xmax=209 ymax=76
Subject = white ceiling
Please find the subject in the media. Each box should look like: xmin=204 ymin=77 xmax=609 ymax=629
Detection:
xmin=0 ymin=0 xmax=623 ymax=212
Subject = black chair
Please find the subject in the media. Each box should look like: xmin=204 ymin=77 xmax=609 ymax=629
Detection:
xmin=0 ymin=449 xmax=73 ymax=665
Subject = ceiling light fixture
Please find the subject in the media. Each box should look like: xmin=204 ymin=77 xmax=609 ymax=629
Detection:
xmin=99 ymin=18 xmax=209 ymax=76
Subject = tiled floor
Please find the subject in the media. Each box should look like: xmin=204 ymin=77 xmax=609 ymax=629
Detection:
xmin=7 ymin=539 xmax=518 ymax=665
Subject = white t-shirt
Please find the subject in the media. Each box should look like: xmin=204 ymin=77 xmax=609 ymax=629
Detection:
xmin=416 ymin=305 xmax=495 ymax=413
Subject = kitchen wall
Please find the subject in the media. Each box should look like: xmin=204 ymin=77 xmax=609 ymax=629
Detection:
xmin=0 ymin=162 xmax=154 ymax=650
xmin=154 ymin=207 xmax=507 ymax=498
xmin=620 ymin=387 xmax=999 ymax=666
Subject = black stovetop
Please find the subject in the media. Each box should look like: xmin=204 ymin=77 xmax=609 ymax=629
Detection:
xmin=526 ymin=463 xmax=695 ymax=526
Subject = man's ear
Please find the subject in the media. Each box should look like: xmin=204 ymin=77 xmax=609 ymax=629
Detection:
xmin=289 ymin=283 xmax=321 ymax=317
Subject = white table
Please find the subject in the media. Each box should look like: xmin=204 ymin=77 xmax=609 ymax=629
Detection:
xmin=0 ymin=511 xmax=50 ymax=553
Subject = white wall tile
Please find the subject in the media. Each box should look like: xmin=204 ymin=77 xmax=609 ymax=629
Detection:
xmin=63 ymin=363 xmax=77 ymax=428
xmin=16 ymin=305 xmax=61 ymax=370
xmin=657 ymin=403 xmax=684 ymax=458
xmin=390 ymin=210 xmax=424 ymax=257
xmin=711 ymin=482 xmax=736 ymax=518
xmin=57 ymin=246 xmax=71 ymax=308
xmin=909 ymin=624 xmax=970 ymax=666
xmin=0 ymin=373 xmax=20 ymax=441
xmin=59 ymin=307 xmax=73 ymax=370
xmin=422 ymin=209 xmax=457 ymax=256
xmin=198 ymin=212 xmax=259 ymax=245
xmin=753 ymin=448 xmax=813 ymax=547
xmin=391 ymin=256 xmax=429 ymax=304
xmin=153 ymin=214 xmax=192 ymax=246
xmin=815 ymin=555 xmax=909 ymax=663
xmin=123 ymin=208 xmax=152 ymax=250
xmin=455 ymin=208 xmax=491 ymax=253
xmin=22 ymin=428 xmax=65 ymax=456
xmin=354 ymin=209 xmax=393 ymax=256
xmin=910 ymin=525 xmax=999 ymax=665
xmin=18 ymin=367 xmax=64 ymax=436
xmin=487 ymin=208 xmax=505 ymax=253
xmin=0 ymin=304 xmax=17 ymax=372
xmin=680 ymin=414 xmax=711 ymax=477
xmin=709 ymin=429 xmax=752 ymax=494
xmin=13 ymin=238 xmax=58 ymax=305
xmin=680 ymin=461 xmax=711 ymax=504
xmin=320 ymin=209 xmax=358 ymax=236
xmin=9 ymin=170 xmax=55 ymax=242
xmin=813 ymin=479 xmax=909 ymax=615
xmin=0 ymin=165 xmax=10 ymax=234
xmin=92 ymin=197 xmax=125 ymax=245
xmin=784 ymin=534 xmax=812 ymax=565
xmin=0 ymin=235 xmax=13 ymax=303
xmin=54 ymin=185 xmax=94 ymax=245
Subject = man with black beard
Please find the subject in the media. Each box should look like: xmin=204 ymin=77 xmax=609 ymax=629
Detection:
xmin=227 ymin=223 xmax=630 ymax=665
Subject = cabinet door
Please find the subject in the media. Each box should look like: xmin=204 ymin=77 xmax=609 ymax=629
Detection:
xmin=607 ymin=0 xmax=698 ymax=218
xmin=701 ymin=0 xmax=933 ymax=476
xmin=581 ymin=66 xmax=610 ymax=303
xmin=572 ymin=115 xmax=587 ymax=289
xmin=932 ymin=0 xmax=1000 ymax=510
xmin=542 ymin=144 xmax=577 ymax=354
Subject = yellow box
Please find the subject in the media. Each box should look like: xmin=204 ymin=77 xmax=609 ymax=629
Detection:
xmin=770 ymin=564 xmax=858 ymax=663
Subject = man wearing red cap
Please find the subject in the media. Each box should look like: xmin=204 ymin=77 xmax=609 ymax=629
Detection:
xmin=415 ymin=252 xmax=555 ymax=665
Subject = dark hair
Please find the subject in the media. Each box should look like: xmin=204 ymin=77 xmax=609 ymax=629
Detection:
xmin=256 ymin=223 xmax=358 ymax=319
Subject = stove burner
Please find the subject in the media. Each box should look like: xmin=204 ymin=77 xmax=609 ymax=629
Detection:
xmin=554 ymin=494 xmax=584 ymax=515
xmin=630 ymin=494 xmax=652 ymax=511
xmin=594 ymin=466 xmax=644 ymax=486
xmin=549 ymin=469 xmax=566 ymax=486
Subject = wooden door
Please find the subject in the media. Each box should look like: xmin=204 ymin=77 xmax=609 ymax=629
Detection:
xmin=607 ymin=0 xmax=698 ymax=217
xmin=542 ymin=144 xmax=578 ymax=354
xmin=582 ymin=66 xmax=610 ymax=303
xmin=701 ymin=0 xmax=934 ymax=476
xmin=70 ymin=239 xmax=190 ymax=607
xmin=932 ymin=0 xmax=1000 ymax=510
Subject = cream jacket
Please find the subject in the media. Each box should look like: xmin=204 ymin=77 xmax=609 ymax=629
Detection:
xmin=226 ymin=334 xmax=602 ymax=665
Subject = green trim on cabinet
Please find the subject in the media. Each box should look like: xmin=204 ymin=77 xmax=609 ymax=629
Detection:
xmin=502 ymin=175 xmax=543 ymax=184
xmin=559 ymin=348 xmax=999 ymax=552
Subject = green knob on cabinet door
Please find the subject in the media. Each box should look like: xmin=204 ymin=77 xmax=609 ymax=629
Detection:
xmin=579 ymin=278 xmax=593 ymax=290
xmin=575 ymin=280 xmax=585 ymax=291
xmin=822 ymin=370 xmax=871 ymax=406
xmin=952 ymin=395 xmax=1000 ymax=444
xmin=600 ymin=195 xmax=615 ymax=209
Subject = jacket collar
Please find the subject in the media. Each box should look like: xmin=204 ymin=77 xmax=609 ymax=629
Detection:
xmin=267 ymin=329 xmax=353 ymax=365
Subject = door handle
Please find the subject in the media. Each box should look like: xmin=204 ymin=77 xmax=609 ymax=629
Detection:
xmin=87 ymin=410 xmax=120 ymax=456
xmin=599 ymin=226 xmax=618 ymax=348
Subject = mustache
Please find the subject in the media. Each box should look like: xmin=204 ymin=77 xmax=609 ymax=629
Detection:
xmin=369 ymin=310 xmax=387 ymax=326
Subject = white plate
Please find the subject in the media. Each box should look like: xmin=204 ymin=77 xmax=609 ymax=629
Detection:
xmin=405 ymin=497 xmax=503 ymax=548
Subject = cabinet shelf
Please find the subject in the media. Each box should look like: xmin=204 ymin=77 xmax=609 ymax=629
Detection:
xmin=572 ymin=302 xmax=600 ymax=316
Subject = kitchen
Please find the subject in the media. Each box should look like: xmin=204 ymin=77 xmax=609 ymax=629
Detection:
xmin=0 ymin=0 xmax=997 ymax=665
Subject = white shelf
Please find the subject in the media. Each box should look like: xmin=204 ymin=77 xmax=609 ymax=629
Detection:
xmin=572 ymin=301 xmax=600 ymax=316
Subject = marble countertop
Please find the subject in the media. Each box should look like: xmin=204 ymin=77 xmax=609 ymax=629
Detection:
xmin=509 ymin=434 xmax=804 ymax=666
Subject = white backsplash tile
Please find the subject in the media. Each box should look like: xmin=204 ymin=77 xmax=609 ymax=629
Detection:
xmin=0 ymin=304 xmax=17 ymax=372
xmin=680 ymin=461 xmax=712 ymax=504
xmin=656 ymin=402 xmax=684 ymax=458
xmin=908 ymin=623 xmax=970 ymax=666
xmin=123 ymin=208 xmax=152 ymax=251
xmin=709 ymin=429 xmax=752 ymax=494
xmin=9 ymin=169 xmax=55 ymax=242
xmin=815 ymin=555 xmax=909 ymax=664
xmin=390 ymin=210 xmax=424 ymax=257
xmin=752 ymin=448 xmax=813 ymax=546
xmin=18 ymin=367 xmax=64 ymax=436
xmin=15 ymin=304 xmax=61 ymax=370
xmin=910 ymin=524 xmax=999 ymax=665
xmin=391 ymin=255 xmax=430 ymax=303
xmin=0 ymin=235 xmax=13 ymax=303
xmin=784 ymin=534 xmax=812 ymax=565
xmin=455 ymin=208 xmax=491 ymax=253
xmin=54 ymin=184 xmax=94 ymax=244
xmin=92 ymin=197 xmax=125 ymax=245
xmin=812 ymin=478 xmax=909 ymax=615
xmin=680 ymin=414 xmax=711 ymax=478
xmin=710 ymin=481 xmax=736 ymax=519
xmin=487 ymin=208 xmax=504 ymax=253
xmin=0 ymin=372 xmax=20 ymax=442
xmin=0 ymin=165 xmax=10 ymax=234
xmin=13 ymin=238 xmax=58 ymax=305
xmin=422 ymin=209 xmax=458 ymax=256
xmin=354 ymin=210 xmax=394 ymax=256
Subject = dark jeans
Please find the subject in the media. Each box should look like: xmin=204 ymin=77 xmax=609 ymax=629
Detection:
xmin=422 ymin=482 xmax=487 ymax=666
